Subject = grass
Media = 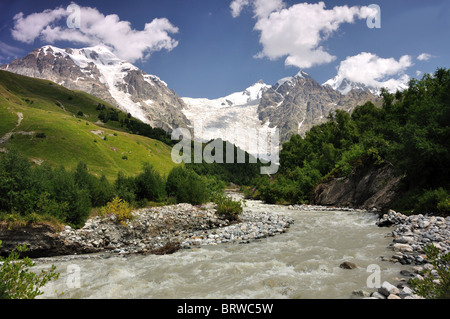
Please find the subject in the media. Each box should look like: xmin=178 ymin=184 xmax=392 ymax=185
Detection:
xmin=0 ymin=70 xmax=177 ymax=180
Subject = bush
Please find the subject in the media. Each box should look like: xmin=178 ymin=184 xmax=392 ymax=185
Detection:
xmin=99 ymin=196 xmax=132 ymax=226
xmin=135 ymin=163 xmax=166 ymax=202
xmin=114 ymin=171 xmax=137 ymax=204
xmin=214 ymin=194 xmax=243 ymax=222
xmin=166 ymin=166 xmax=209 ymax=205
xmin=0 ymin=241 xmax=59 ymax=299
xmin=409 ymin=244 xmax=450 ymax=299
xmin=415 ymin=188 xmax=449 ymax=215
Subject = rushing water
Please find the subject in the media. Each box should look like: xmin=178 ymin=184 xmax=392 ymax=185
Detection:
xmin=35 ymin=198 xmax=412 ymax=299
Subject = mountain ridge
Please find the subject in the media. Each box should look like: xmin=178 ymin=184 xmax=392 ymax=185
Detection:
xmin=1 ymin=45 xmax=383 ymax=158
xmin=0 ymin=45 xmax=190 ymax=132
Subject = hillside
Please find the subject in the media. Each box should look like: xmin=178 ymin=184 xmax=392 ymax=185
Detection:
xmin=0 ymin=70 xmax=177 ymax=180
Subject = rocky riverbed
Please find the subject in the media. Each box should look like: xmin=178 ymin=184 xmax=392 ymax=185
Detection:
xmin=377 ymin=209 xmax=450 ymax=265
xmin=58 ymin=202 xmax=294 ymax=256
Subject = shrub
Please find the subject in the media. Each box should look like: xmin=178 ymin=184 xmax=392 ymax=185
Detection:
xmin=0 ymin=241 xmax=59 ymax=299
xmin=135 ymin=163 xmax=166 ymax=202
xmin=114 ymin=171 xmax=136 ymax=204
xmin=214 ymin=194 xmax=243 ymax=222
xmin=99 ymin=196 xmax=132 ymax=226
xmin=409 ymin=244 xmax=450 ymax=299
xmin=166 ymin=166 xmax=208 ymax=205
xmin=415 ymin=188 xmax=449 ymax=215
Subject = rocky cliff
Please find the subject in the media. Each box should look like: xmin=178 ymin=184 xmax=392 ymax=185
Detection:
xmin=313 ymin=164 xmax=405 ymax=211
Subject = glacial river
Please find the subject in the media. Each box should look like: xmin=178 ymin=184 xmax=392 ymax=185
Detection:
xmin=35 ymin=197 xmax=412 ymax=299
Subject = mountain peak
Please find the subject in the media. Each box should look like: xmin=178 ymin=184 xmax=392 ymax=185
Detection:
xmin=323 ymin=73 xmax=409 ymax=96
xmin=1 ymin=44 xmax=190 ymax=131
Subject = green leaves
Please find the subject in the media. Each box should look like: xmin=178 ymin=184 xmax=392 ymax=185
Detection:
xmin=0 ymin=241 xmax=59 ymax=299
xmin=410 ymin=244 xmax=450 ymax=299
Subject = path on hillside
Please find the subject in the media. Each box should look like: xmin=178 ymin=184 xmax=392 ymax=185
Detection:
xmin=0 ymin=112 xmax=23 ymax=148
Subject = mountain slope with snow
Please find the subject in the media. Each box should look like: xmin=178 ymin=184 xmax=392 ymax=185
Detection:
xmin=323 ymin=73 xmax=409 ymax=95
xmin=0 ymin=45 xmax=190 ymax=131
xmin=182 ymin=81 xmax=277 ymax=160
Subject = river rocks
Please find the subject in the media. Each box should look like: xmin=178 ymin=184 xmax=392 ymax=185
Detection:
xmin=376 ymin=210 xmax=450 ymax=266
xmin=379 ymin=281 xmax=400 ymax=296
xmin=57 ymin=202 xmax=294 ymax=257
xmin=339 ymin=261 xmax=357 ymax=269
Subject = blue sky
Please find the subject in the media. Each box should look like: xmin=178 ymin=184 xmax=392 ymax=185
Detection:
xmin=0 ymin=0 xmax=448 ymax=98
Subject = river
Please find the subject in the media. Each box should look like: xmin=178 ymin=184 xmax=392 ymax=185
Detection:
xmin=35 ymin=197 xmax=412 ymax=299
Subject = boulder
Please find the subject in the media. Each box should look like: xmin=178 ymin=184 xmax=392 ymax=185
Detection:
xmin=339 ymin=261 xmax=357 ymax=269
xmin=378 ymin=281 xmax=400 ymax=297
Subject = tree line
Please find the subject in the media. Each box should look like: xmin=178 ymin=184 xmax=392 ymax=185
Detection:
xmin=0 ymin=149 xmax=226 ymax=228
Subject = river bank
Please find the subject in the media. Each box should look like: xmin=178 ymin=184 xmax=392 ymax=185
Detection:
xmin=57 ymin=202 xmax=294 ymax=256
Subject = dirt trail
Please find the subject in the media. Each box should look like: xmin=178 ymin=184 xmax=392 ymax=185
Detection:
xmin=0 ymin=112 xmax=24 ymax=145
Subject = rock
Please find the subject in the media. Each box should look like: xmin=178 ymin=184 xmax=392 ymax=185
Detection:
xmin=370 ymin=291 xmax=386 ymax=299
xmin=379 ymin=281 xmax=400 ymax=297
xmin=393 ymin=243 xmax=413 ymax=252
xmin=387 ymin=294 xmax=401 ymax=299
xmin=339 ymin=261 xmax=357 ymax=269
xmin=394 ymin=236 xmax=415 ymax=244
xmin=399 ymin=286 xmax=414 ymax=298
xmin=352 ymin=290 xmax=370 ymax=297
xmin=313 ymin=165 xmax=404 ymax=211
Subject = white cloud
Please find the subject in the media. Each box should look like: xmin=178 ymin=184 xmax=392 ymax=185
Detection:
xmin=231 ymin=1 xmax=377 ymax=69
xmin=0 ymin=41 xmax=23 ymax=59
xmin=230 ymin=0 xmax=250 ymax=18
xmin=11 ymin=3 xmax=179 ymax=63
xmin=417 ymin=53 xmax=433 ymax=61
xmin=336 ymin=52 xmax=413 ymax=92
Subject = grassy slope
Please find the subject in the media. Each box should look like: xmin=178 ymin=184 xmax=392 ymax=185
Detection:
xmin=0 ymin=70 xmax=177 ymax=180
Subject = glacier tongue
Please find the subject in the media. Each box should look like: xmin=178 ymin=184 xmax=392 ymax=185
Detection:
xmin=182 ymin=82 xmax=279 ymax=161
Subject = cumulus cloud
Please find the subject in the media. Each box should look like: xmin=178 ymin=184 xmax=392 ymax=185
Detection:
xmin=230 ymin=0 xmax=377 ymax=69
xmin=417 ymin=53 xmax=433 ymax=61
xmin=11 ymin=3 xmax=179 ymax=62
xmin=336 ymin=52 xmax=413 ymax=91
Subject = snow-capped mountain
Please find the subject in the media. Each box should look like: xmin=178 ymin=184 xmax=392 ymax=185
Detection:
xmin=257 ymin=71 xmax=380 ymax=142
xmin=0 ymin=45 xmax=190 ymax=131
xmin=182 ymin=81 xmax=277 ymax=160
xmin=181 ymin=70 xmax=380 ymax=159
xmin=323 ymin=73 xmax=409 ymax=95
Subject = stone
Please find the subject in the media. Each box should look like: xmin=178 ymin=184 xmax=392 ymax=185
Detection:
xmin=387 ymin=294 xmax=401 ymax=299
xmin=379 ymin=281 xmax=400 ymax=297
xmin=370 ymin=291 xmax=386 ymax=299
xmin=399 ymin=286 xmax=414 ymax=298
xmin=339 ymin=261 xmax=357 ymax=269
xmin=393 ymin=243 xmax=413 ymax=252
xmin=394 ymin=236 xmax=415 ymax=244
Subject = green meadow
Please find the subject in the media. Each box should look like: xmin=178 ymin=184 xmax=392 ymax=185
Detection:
xmin=0 ymin=70 xmax=177 ymax=180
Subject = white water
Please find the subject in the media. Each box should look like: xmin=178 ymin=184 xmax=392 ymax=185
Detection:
xmin=35 ymin=199 xmax=411 ymax=299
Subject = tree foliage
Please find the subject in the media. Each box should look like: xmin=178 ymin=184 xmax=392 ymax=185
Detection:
xmin=0 ymin=241 xmax=59 ymax=299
